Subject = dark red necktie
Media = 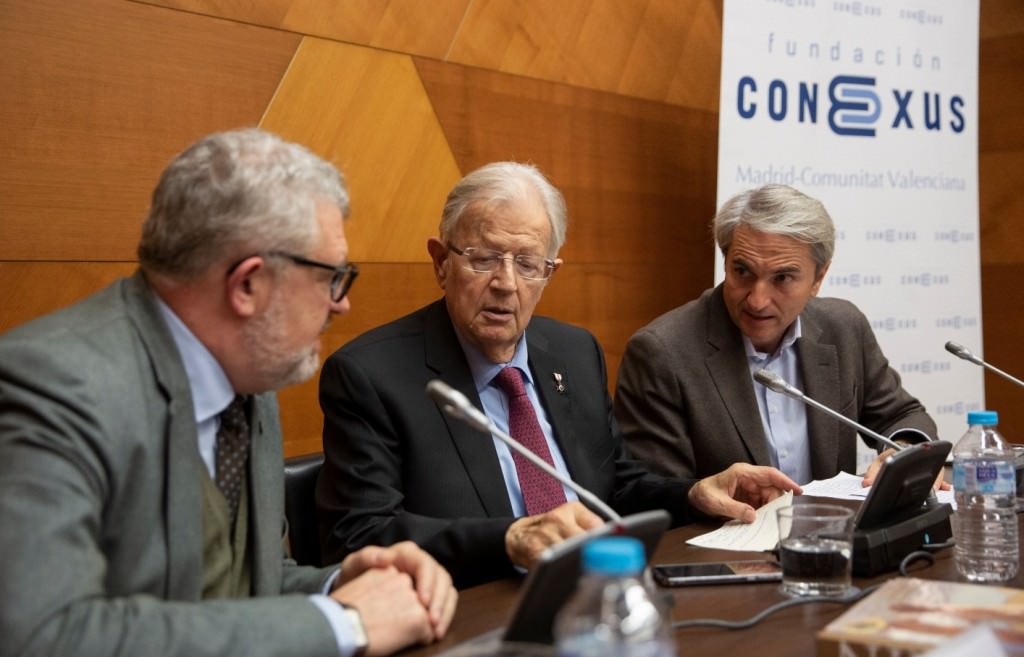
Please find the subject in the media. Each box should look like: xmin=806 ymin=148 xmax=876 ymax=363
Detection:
xmin=493 ymin=367 xmax=567 ymax=516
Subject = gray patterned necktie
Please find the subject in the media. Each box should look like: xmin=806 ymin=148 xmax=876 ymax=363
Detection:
xmin=215 ymin=395 xmax=250 ymax=524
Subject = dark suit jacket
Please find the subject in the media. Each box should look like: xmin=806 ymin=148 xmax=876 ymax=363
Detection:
xmin=0 ymin=273 xmax=339 ymax=657
xmin=317 ymin=300 xmax=695 ymax=588
xmin=615 ymin=285 xmax=937 ymax=483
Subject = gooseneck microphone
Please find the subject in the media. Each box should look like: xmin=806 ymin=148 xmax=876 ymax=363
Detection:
xmin=752 ymin=369 xmax=907 ymax=453
xmin=945 ymin=341 xmax=1024 ymax=389
xmin=425 ymin=379 xmax=622 ymax=522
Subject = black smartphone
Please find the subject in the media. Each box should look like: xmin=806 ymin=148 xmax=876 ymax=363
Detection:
xmin=651 ymin=560 xmax=783 ymax=586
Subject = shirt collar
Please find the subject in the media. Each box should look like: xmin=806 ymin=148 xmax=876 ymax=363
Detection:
xmin=742 ymin=316 xmax=803 ymax=362
xmin=453 ymin=328 xmax=531 ymax=394
xmin=155 ymin=297 xmax=236 ymax=423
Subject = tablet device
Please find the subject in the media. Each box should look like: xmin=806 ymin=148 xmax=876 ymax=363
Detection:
xmin=854 ymin=440 xmax=952 ymax=530
xmin=501 ymin=509 xmax=671 ymax=645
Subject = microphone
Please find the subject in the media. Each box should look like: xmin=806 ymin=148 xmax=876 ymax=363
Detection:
xmin=752 ymin=369 xmax=908 ymax=453
xmin=945 ymin=341 xmax=1024 ymax=389
xmin=425 ymin=379 xmax=622 ymax=522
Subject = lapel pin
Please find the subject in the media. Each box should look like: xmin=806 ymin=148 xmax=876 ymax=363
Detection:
xmin=553 ymin=372 xmax=566 ymax=394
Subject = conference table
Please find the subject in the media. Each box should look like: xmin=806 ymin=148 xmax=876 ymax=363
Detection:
xmin=403 ymin=504 xmax=1024 ymax=657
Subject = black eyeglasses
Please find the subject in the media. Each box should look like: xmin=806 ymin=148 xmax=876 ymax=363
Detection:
xmin=265 ymin=251 xmax=359 ymax=302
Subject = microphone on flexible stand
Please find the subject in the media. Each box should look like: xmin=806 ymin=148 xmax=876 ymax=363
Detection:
xmin=945 ymin=341 xmax=1024 ymax=389
xmin=752 ymin=369 xmax=912 ymax=452
xmin=425 ymin=379 xmax=622 ymax=522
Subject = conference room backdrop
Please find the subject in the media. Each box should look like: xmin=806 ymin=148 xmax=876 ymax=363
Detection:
xmin=1 ymin=0 xmax=1021 ymax=457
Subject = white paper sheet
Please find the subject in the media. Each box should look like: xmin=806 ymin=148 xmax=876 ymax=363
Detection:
xmin=685 ymin=491 xmax=792 ymax=552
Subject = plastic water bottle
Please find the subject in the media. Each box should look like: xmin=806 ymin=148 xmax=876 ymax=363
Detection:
xmin=951 ymin=410 xmax=1019 ymax=582
xmin=554 ymin=537 xmax=674 ymax=657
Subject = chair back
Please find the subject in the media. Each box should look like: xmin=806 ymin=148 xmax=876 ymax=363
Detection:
xmin=283 ymin=452 xmax=325 ymax=567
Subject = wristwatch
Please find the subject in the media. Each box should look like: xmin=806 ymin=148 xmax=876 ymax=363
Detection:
xmin=338 ymin=603 xmax=369 ymax=657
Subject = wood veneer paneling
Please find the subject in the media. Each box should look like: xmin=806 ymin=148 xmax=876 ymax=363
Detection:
xmin=135 ymin=0 xmax=472 ymax=59
xmin=445 ymin=0 xmax=723 ymax=112
xmin=0 ymin=0 xmax=300 ymax=261
xmin=260 ymin=38 xmax=462 ymax=264
xmin=979 ymin=263 xmax=1024 ymax=438
xmin=0 ymin=262 xmax=137 ymax=334
xmin=414 ymin=56 xmax=719 ymax=271
xmin=978 ymin=33 xmax=1024 ymax=153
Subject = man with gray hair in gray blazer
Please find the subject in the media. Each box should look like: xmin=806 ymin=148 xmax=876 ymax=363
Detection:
xmin=616 ymin=184 xmax=941 ymax=488
xmin=0 ymin=128 xmax=456 ymax=657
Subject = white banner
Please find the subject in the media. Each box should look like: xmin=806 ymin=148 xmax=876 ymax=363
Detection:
xmin=717 ymin=0 xmax=981 ymax=460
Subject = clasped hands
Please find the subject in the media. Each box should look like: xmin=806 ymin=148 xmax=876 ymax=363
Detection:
xmin=330 ymin=541 xmax=458 ymax=657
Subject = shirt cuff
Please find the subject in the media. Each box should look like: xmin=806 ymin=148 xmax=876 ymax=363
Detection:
xmin=308 ymin=594 xmax=358 ymax=657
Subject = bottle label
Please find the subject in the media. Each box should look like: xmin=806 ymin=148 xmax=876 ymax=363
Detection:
xmin=953 ymin=460 xmax=1016 ymax=495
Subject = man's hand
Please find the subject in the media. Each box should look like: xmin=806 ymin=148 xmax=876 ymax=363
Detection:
xmin=331 ymin=566 xmax=433 ymax=657
xmin=337 ymin=542 xmax=458 ymax=642
xmin=688 ymin=463 xmax=802 ymax=523
xmin=505 ymin=501 xmax=604 ymax=569
xmin=862 ymin=448 xmax=950 ymax=491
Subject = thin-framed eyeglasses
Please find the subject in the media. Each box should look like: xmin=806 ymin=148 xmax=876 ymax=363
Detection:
xmin=447 ymin=243 xmax=555 ymax=281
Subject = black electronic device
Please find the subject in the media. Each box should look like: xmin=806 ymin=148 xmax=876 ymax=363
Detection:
xmin=852 ymin=440 xmax=954 ymax=576
xmin=502 ymin=509 xmax=671 ymax=645
xmin=651 ymin=560 xmax=782 ymax=586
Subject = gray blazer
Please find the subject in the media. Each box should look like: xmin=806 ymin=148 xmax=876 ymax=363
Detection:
xmin=614 ymin=285 xmax=937 ymax=482
xmin=0 ymin=272 xmax=339 ymax=657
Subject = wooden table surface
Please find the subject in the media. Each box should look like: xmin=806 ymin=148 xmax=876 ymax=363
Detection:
xmin=402 ymin=507 xmax=1024 ymax=657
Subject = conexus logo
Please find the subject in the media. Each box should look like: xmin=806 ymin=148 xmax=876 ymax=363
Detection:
xmin=734 ymin=74 xmax=966 ymax=137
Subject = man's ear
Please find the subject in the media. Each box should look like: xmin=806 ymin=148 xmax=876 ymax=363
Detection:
xmin=225 ymin=256 xmax=267 ymax=318
xmin=426 ymin=238 xmax=449 ymax=289
xmin=811 ymin=260 xmax=831 ymax=296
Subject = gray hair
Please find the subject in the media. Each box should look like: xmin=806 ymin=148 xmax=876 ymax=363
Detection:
xmin=713 ymin=184 xmax=835 ymax=271
xmin=138 ymin=128 xmax=349 ymax=279
xmin=440 ymin=162 xmax=567 ymax=257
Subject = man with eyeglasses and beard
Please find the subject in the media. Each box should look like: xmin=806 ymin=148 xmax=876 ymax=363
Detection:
xmin=0 ymin=128 xmax=456 ymax=657
xmin=316 ymin=162 xmax=801 ymax=589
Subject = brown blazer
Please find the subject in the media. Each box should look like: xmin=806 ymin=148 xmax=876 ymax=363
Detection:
xmin=614 ymin=285 xmax=937 ymax=482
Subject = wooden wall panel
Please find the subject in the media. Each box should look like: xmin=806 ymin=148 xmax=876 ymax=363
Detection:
xmin=978 ymin=0 xmax=1024 ymax=437
xmin=979 ymin=263 xmax=1024 ymax=437
xmin=0 ymin=263 xmax=137 ymax=334
xmin=136 ymin=0 xmax=471 ymax=59
xmin=446 ymin=0 xmax=723 ymax=112
xmin=414 ymin=57 xmax=719 ymax=271
xmin=0 ymin=0 xmax=300 ymax=261
xmin=980 ymin=0 xmax=1024 ymax=39
xmin=978 ymin=34 xmax=1024 ymax=153
xmin=260 ymin=38 xmax=462 ymax=263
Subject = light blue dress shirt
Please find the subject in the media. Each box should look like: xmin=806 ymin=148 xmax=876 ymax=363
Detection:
xmin=156 ymin=298 xmax=354 ymax=657
xmin=745 ymin=317 xmax=813 ymax=485
xmin=454 ymin=330 xmax=578 ymax=516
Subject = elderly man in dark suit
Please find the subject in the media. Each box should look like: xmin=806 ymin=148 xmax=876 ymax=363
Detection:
xmin=0 ymin=128 xmax=456 ymax=657
xmin=615 ymin=184 xmax=940 ymax=488
xmin=317 ymin=162 xmax=800 ymax=589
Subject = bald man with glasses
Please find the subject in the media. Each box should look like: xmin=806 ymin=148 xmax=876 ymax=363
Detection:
xmin=316 ymin=162 xmax=800 ymax=589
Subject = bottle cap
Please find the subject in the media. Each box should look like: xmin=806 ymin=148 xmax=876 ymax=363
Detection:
xmin=967 ymin=410 xmax=999 ymax=426
xmin=581 ymin=536 xmax=645 ymax=576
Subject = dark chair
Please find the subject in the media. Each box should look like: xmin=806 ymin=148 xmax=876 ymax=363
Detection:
xmin=283 ymin=452 xmax=325 ymax=567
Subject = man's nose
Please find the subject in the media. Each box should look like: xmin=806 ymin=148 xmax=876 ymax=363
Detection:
xmin=489 ymin=258 xmax=518 ymax=290
xmin=747 ymin=279 xmax=771 ymax=309
xmin=330 ymin=295 xmax=351 ymax=316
